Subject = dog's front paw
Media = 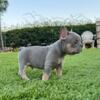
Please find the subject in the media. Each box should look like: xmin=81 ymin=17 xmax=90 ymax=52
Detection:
xmin=21 ymin=77 xmax=30 ymax=81
xmin=42 ymin=73 xmax=49 ymax=81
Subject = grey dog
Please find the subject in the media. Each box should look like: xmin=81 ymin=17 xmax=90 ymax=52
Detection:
xmin=18 ymin=27 xmax=82 ymax=80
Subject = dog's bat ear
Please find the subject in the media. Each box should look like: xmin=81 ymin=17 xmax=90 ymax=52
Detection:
xmin=59 ymin=27 xmax=69 ymax=40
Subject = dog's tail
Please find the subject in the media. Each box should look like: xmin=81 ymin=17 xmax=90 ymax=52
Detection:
xmin=19 ymin=47 xmax=25 ymax=51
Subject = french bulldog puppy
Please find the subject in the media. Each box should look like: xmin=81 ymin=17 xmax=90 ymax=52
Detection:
xmin=18 ymin=27 xmax=82 ymax=80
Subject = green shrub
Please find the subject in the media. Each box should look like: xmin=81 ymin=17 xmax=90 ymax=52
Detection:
xmin=3 ymin=23 xmax=96 ymax=47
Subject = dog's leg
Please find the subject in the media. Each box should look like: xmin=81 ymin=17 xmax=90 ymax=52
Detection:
xmin=18 ymin=61 xmax=29 ymax=80
xmin=56 ymin=66 xmax=62 ymax=77
xmin=42 ymin=64 xmax=51 ymax=81
xmin=56 ymin=63 xmax=62 ymax=77
xmin=42 ymin=72 xmax=49 ymax=81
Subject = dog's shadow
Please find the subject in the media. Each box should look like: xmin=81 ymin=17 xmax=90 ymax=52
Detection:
xmin=26 ymin=67 xmax=43 ymax=80
xmin=26 ymin=67 xmax=61 ymax=80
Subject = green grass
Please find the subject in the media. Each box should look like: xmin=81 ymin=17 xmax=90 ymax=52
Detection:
xmin=0 ymin=49 xmax=100 ymax=100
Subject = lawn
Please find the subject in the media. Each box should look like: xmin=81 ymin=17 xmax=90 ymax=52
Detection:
xmin=0 ymin=49 xmax=100 ymax=100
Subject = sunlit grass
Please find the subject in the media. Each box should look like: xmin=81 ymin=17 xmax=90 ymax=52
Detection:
xmin=0 ymin=49 xmax=100 ymax=100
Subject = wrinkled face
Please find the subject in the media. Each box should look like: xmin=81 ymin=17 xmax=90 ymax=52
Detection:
xmin=62 ymin=32 xmax=82 ymax=55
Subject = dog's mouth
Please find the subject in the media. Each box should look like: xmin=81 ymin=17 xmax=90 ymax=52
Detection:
xmin=68 ymin=49 xmax=82 ymax=55
xmin=69 ymin=52 xmax=80 ymax=55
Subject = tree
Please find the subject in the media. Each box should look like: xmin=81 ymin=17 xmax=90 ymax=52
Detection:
xmin=0 ymin=0 xmax=8 ymax=50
